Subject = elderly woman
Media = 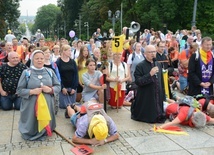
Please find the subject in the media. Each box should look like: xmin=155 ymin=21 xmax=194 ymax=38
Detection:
xmin=17 ymin=50 xmax=61 ymax=140
xmin=106 ymin=52 xmax=130 ymax=109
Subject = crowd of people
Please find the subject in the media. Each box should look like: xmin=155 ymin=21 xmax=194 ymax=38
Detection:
xmin=0 ymin=25 xmax=214 ymax=145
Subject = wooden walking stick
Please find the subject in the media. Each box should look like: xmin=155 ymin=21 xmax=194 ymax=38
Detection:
xmin=54 ymin=130 xmax=93 ymax=155
xmin=103 ymin=73 xmax=107 ymax=112
xmin=100 ymin=47 xmax=108 ymax=112
xmin=116 ymin=64 xmax=119 ymax=113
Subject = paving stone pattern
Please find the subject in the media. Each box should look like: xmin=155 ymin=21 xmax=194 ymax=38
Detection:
xmin=1 ymin=90 xmax=214 ymax=154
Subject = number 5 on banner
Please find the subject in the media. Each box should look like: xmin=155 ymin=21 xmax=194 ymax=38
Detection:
xmin=112 ymin=36 xmax=123 ymax=53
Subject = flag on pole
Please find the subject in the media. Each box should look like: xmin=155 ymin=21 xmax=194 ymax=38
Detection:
xmin=113 ymin=83 xmax=121 ymax=102
xmin=163 ymin=69 xmax=170 ymax=99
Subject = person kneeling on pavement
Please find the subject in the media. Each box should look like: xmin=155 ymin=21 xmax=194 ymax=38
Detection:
xmin=159 ymin=95 xmax=214 ymax=129
xmin=0 ymin=52 xmax=27 ymax=110
xmin=67 ymin=98 xmax=119 ymax=146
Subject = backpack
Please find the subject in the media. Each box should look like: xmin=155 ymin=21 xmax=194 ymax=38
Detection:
xmin=25 ymin=67 xmax=53 ymax=87
xmin=184 ymin=49 xmax=198 ymax=60
xmin=185 ymin=49 xmax=189 ymax=59
xmin=178 ymin=49 xmax=200 ymax=74
xmin=81 ymin=102 xmax=110 ymax=124
xmin=194 ymin=94 xmax=214 ymax=111
xmin=51 ymin=62 xmax=61 ymax=82
xmin=73 ymin=49 xmax=76 ymax=59
xmin=169 ymin=96 xmax=200 ymax=121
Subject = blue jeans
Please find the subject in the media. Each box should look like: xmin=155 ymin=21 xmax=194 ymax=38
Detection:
xmin=59 ymin=88 xmax=77 ymax=109
xmin=70 ymin=112 xmax=80 ymax=127
xmin=0 ymin=94 xmax=21 ymax=110
xmin=179 ymin=75 xmax=188 ymax=91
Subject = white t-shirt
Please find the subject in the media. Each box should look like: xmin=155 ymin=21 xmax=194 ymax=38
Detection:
xmin=108 ymin=62 xmax=128 ymax=90
xmin=4 ymin=34 xmax=16 ymax=42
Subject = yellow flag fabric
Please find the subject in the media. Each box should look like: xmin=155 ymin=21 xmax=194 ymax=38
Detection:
xmin=37 ymin=93 xmax=51 ymax=132
xmin=113 ymin=83 xmax=121 ymax=102
xmin=163 ymin=70 xmax=169 ymax=99
xmin=153 ymin=125 xmax=188 ymax=135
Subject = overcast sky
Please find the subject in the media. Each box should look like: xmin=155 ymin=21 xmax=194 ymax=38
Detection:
xmin=19 ymin=0 xmax=57 ymax=16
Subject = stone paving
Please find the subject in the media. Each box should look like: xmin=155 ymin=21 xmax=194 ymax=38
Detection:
xmin=1 ymin=98 xmax=214 ymax=155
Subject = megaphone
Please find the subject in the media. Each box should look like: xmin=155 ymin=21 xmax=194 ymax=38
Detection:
xmin=130 ymin=21 xmax=140 ymax=33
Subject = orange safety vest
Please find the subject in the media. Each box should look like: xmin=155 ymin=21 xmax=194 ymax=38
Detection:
xmin=16 ymin=46 xmax=26 ymax=60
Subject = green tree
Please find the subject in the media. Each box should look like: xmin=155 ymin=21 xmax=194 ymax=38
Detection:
xmin=55 ymin=0 xmax=214 ymax=39
xmin=58 ymin=0 xmax=84 ymax=39
xmin=80 ymin=0 xmax=123 ymax=37
xmin=0 ymin=0 xmax=20 ymax=39
xmin=134 ymin=0 xmax=180 ymax=32
xmin=33 ymin=4 xmax=61 ymax=39
xmin=197 ymin=0 xmax=214 ymax=37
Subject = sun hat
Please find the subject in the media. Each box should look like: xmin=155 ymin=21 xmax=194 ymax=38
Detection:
xmin=88 ymin=114 xmax=108 ymax=140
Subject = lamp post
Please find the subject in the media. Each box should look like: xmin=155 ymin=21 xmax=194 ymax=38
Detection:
xmin=64 ymin=21 xmax=66 ymax=38
xmin=5 ymin=20 xmax=9 ymax=34
xmin=192 ymin=0 xmax=198 ymax=26
xmin=75 ymin=15 xmax=82 ymax=39
xmin=84 ymin=22 xmax=89 ymax=40
xmin=57 ymin=24 xmax=59 ymax=39
xmin=163 ymin=23 xmax=167 ymax=35
xmin=108 ymin=10 xmax=120 ymax=33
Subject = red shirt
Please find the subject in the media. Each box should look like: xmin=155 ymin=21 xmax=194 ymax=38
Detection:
xmin=166 ymin=102 xmax=211 ymax=127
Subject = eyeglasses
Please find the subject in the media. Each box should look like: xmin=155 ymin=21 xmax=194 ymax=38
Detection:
xmin=147 ymin=51 xmax=156 ymax=54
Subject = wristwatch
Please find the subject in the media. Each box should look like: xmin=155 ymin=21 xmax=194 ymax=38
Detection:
xmin=104 ymin=139 xmax=108 ymax=143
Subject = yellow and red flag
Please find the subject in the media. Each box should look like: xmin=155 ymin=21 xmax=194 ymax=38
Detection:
xmin=35 ymin=93 xmax=52 ymax=136
xmin=153 ymin=125 xmax=188 ymax=135
xmin=113 ymin=83 xmax=121 ymax=102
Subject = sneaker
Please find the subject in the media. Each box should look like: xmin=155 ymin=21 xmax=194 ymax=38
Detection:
xmin=70 ymin=103 xmax=78 ymax=112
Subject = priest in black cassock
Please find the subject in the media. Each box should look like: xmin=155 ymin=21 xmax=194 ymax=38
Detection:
xmin=131 ymin=45 xmax=166 ymax=123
